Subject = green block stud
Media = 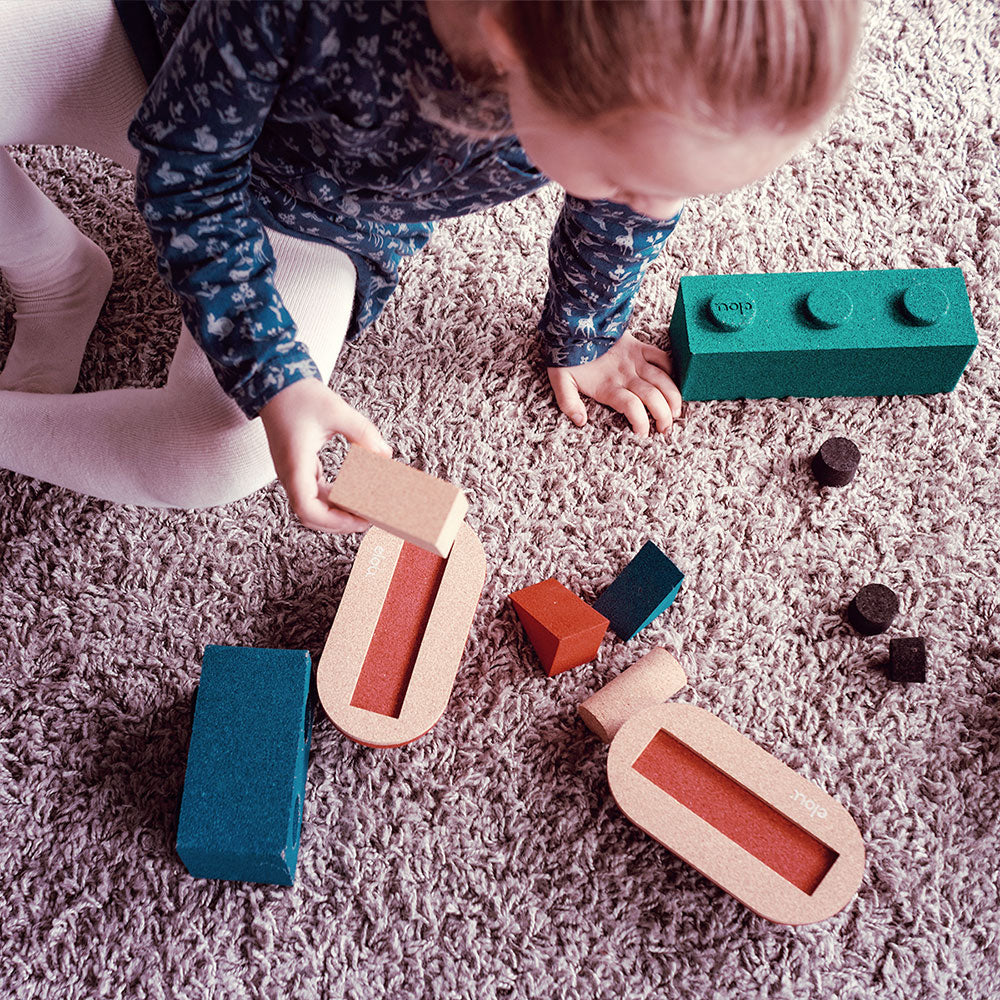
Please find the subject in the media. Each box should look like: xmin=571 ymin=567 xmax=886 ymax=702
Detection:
xmin=668 ymin=268 xmax=977 ymax=401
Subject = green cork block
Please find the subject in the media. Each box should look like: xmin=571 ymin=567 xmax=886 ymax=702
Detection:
xmin=668 ymin=268 xmax=977 ymax=401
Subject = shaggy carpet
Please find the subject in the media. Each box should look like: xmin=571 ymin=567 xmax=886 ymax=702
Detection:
xmin=1 ymin=1 xmax=998 ymax=997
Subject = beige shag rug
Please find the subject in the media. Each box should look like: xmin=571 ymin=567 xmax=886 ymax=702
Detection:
xmin=2 ymin=1 xmax=998 ymax=997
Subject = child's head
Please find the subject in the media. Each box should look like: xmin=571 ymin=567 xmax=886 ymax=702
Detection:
xmin=430 ymin=0 xmax=864 ymax=219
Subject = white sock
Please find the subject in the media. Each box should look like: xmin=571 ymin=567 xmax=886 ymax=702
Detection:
xmin=0 ymin=147 xmax=113 ymax=393
xmin=0 ymin=331 xmax=276 ymax=508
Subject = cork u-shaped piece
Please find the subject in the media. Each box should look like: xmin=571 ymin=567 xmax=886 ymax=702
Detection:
xmin=317 ymin=523 xmax=486 ymax=748
xmin=580 ymin=648 xmax=865 ymax=925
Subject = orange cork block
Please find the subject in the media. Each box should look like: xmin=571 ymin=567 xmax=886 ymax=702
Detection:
xmin=317 ymin=523 xmax=486 ymax=747
xmin=608 ymin=703 xmax=865 ymax=925
xmin=326 ymin=445 xmax=469 ymax=557
xmin=509 ymin=578 xmax=609 ymax=676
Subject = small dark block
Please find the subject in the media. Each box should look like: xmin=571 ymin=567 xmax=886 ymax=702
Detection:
xmin=889 ymin=636 xmax=926 ymax=683
xmin=592 ymin=541 xmax=684 ymax=642
xmin=848 ymin=583 xmax=900 ymax=635
xmin=812 ymin=437 xmax=861 ymax=487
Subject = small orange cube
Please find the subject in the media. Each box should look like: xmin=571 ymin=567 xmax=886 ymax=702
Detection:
xmin=509 ymin=578 xmax=609 ymax=676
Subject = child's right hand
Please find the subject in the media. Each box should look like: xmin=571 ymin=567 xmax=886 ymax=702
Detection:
xmin=547 ymin=332 xmax=682 ymax=437
xmin=259 ymin=378 xmax=391 ymax=532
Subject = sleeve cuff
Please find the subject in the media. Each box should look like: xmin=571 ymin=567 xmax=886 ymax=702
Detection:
xmin=538 ymin=322 xmax=622 ymax=367
xmin=228 ymin=345 xmax=324 ymax=419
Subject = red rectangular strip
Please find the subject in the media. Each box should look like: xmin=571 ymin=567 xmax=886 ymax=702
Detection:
xmin=350 ymin=542 xmax=446 ymax=718
xmin=633 ymin=729 xmax=838 ymax=895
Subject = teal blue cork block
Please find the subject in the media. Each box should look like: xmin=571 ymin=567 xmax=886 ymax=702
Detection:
xmin=177 ymin=645 xmax=314 ymax=886
xmin=668 ymin=268 xmax=978 ymax=401
xmin=593 ymin=541 xmax=683 ymax=641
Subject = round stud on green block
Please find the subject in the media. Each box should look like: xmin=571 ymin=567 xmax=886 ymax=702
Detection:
xmin=707 ymin=291 xmax=756 ymax=332
xmin=805 ymin=287 xmax=853 ymax=329
xmin=900 ymin=282 xmax=949 ymax=326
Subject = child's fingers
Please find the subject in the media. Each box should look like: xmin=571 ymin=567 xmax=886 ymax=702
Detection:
xmin=637 ymin=360 xmax=683 ymax=421
xmin=609 ymin=387 xmax=651 ymax=438
xmin=327 ymin=392 xmax=392 ymax=457
xmin=299 ymin=497 xmax=371 ymax=534
xmin=641 ymin=343 xmax=674 ymax=373
xmin=640 ymin=345 xmax=682 ymax=417
xmin=286 ymin=455 xmax=370 ymax=533
xmin=630 ymin=379 xmax=674 ymax=434
xmin=548 ymin=368 xmax=589 ymax=427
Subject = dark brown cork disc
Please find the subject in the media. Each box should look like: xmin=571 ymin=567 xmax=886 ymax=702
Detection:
xmin=812 ymin=437 xmax=861 ymax=487
xmin=848 ymin=584 xmax=900 ymax=635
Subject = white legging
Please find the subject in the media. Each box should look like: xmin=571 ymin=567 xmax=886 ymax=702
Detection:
xmin=0 ymin=0 xmax=356 ymax=509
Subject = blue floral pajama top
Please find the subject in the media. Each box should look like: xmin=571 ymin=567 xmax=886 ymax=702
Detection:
xmin=115 ymin=0 xmax=683 ymax=418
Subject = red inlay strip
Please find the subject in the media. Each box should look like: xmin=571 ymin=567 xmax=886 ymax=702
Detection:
xmin=633 ymin=729 xmax=838 ymax=895
xmin=350 ymin=542 xmax=447 ymax=717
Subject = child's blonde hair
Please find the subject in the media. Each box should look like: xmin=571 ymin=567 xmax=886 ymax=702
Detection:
xmin=418 ymin=0 xmax=864 ymax=138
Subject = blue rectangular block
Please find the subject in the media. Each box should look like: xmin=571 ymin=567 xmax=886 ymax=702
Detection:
xmin=593 ymin=542 xmax=683 ymax=641
xmin=176 ymin=645 xmax=313 ymax=886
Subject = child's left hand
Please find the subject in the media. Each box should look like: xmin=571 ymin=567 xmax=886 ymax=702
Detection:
xmin=259 ymin=378 xmax=392 ymax=532
xmin=546 ymin=332 xmax=682 ymax=436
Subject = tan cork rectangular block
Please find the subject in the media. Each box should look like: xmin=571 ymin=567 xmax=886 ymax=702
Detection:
xmin=326 ymin=445 xmax=468 ymax=557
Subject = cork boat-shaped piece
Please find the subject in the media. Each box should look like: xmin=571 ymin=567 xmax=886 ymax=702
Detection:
xmin=607 ymin=702 xmax=865 ymax=925
xmin=317 ymin=523 xmax=486 ymax=748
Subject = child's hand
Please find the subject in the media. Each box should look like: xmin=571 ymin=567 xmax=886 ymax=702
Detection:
xmin=259 ymin=378 xmax=391 ymax=532
xmin=546 ymin=332 xmax=682 ymax=436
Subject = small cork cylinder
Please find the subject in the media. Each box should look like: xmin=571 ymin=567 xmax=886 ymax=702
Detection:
xmin=812 ymin=437 xmax=861 ymax=487
xmin=848 ymin=583 xmax=900 ymax=635
xmin=578 ymin=648 xmax=687 ymax=743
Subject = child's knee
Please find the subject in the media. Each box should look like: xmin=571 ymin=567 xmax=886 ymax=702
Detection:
xmin=136 ymin=417 xmax=277 ymax=511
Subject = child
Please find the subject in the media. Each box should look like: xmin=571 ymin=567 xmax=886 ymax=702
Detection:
xmin=0 ymin=0 xmax=863 ymax=532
